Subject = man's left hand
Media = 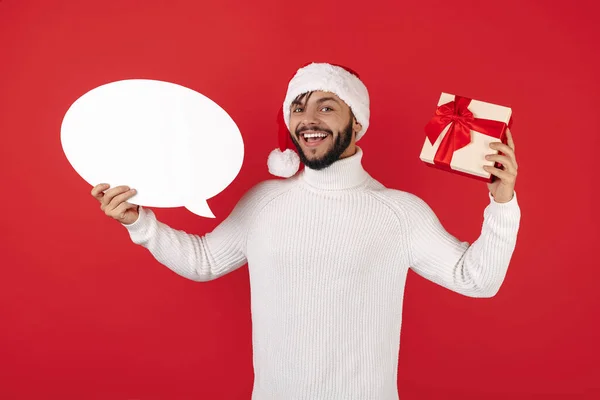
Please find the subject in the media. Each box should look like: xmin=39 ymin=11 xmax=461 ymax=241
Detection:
xmin=484 ymin=127 xmax=518 ymax=203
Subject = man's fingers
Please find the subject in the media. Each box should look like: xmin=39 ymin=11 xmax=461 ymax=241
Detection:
xmin=484 ymin=165 xmax=517 ymax=184
xmin=485 ymin=154 xmax=518 ymax=173
xmin=111 ymin=201 xmax=138 ymax=219
xmin=491 ymin=142 xmax=515 ymax=160
xmin=106 ymin=188 xmax=137 ymax=211
xmin=505 ymin=128 xmax=515 ymax=152
xmin=490 ymin=141 xmax=517 ymax=171
xmin=91 ymin=183 xmax=110 ymax=200
xmin=101 ymin=185 xmax=132 ymax=207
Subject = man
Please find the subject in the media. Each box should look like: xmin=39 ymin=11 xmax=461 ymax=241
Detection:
xmin=91 ymin=63 xmax=520 ymax=399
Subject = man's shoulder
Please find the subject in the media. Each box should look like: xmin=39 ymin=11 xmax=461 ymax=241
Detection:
xmin=247 ymin=176 xmax=297 ymax=195
xmin=236 ymin=176 xmax=298 ymax=209
xmin=366 ymin=181 xmax=429 ymax=211
xmin=364 ymin=185 xmax=438 ymax=229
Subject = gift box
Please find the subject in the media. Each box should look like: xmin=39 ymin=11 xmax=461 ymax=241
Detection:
xmin=419 ymin=92 xmax=513 ymax=183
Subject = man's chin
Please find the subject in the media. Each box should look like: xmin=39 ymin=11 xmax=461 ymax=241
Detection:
xmin=302 ymin=147 xmax=328 ymax=158
xmin=301 ymin=149 xmax=328 ymax=161
xmin=292 ymin=136 xmax=345 ymax=170
xmin=301 ymin=151 xmax=337 ymax=170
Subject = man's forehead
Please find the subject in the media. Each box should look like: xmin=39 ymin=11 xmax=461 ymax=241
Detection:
xmin=293 ymin=91 xmax=344 ymax=105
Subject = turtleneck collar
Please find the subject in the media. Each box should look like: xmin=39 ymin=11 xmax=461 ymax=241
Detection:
xmin=300 ymin=146 xmax=370 ymax=190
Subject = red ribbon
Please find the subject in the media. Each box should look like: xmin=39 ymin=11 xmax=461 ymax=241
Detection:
xmin=424 ymin=95 xmax=508 ymax=167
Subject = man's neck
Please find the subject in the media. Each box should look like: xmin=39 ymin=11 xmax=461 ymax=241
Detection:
xmin=338 ymin=144 xmax=358 ymax=160
xmin=301 ymin=146 xmax=369 ymax=190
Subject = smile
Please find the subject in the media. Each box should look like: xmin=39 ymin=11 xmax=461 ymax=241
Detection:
xmin=300 ymin=131 xmax=330 ymax=146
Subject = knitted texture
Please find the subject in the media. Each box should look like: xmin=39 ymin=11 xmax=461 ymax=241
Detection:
xmin=123 ymin=147 xmax=521 ymax=399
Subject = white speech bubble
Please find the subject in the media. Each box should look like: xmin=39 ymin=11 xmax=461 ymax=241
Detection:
xmin=60 ymin=79 xmax=244 ymax=218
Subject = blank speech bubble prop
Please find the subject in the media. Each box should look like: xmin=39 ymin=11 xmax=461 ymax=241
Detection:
xmin=61 ymin=79 xmax=244 ymax=218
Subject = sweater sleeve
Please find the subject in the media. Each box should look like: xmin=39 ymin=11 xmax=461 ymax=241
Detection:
xmin=406 ymin=191 xmax=521 ymax=298
xmin=121 ymin=184 xmax=263 ymax=282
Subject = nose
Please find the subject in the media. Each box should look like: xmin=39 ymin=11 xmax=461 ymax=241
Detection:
xmin=299 ymin=108 xmax=320 ymax=128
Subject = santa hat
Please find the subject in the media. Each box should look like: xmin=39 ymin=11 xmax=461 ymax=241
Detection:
xmin=267 ymin=62 xmax=370 ymax=178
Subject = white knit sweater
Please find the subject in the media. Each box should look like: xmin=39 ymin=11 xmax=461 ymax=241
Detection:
xmin=123 ymin=147 xmax=520 ymax=399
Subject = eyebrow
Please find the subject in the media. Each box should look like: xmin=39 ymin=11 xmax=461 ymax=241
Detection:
xmin=316 ymin=97 xmax=341 ymax=105
xmin=291 ymin=96 xmax=341 ymax=106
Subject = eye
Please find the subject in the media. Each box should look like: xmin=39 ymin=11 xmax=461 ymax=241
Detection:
xmin=293 ymin=107 xmax=303 ymax=113
xmin=320 ymin=106 xmax=332 ymax=112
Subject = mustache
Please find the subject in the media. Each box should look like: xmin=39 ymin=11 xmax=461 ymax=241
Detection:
xmin=296 ymin=125 xmax=333 ymax=136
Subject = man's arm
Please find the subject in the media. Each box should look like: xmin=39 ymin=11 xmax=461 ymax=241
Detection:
xmin=121 ymin=196 xmax=248 ymax=282
xmin=91 ymin=182 xmax=269 ymax=282
xmin=406 ymin=191 xmax=521 ymax=298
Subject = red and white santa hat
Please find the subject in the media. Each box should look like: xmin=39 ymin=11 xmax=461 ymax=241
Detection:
xmin=267 ymin=62 xmax=370 ymax=178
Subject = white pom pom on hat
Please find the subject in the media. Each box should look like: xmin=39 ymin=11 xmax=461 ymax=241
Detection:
xmin=267 ymin=106 xmax=301 ymax=178
xmin=267 ymin=62 xmax=370 ymax=178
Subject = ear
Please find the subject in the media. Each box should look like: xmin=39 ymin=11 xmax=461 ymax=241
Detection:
xmin=353 ymin=118 xmax=363 ymax=135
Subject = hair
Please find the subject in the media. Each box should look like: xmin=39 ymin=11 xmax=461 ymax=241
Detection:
xmin=291 ymin=91 xmax=313 ymax=107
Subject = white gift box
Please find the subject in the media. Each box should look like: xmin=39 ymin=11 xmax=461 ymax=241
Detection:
xmin=419 ymin=92 xmax=512 ymax=181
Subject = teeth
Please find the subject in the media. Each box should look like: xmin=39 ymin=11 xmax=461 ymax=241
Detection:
xmin=303 ymin=132 xmax=328 ymax=138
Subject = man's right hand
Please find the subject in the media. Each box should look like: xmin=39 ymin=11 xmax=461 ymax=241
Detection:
xmin=91 ymin=184 xmax=140 ymax=225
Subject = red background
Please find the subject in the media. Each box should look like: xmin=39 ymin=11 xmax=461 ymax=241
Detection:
xmin=1 ymin=0 xmax=598 ymax=398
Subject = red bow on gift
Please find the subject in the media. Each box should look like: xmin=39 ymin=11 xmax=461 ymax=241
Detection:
xmin=424 ymin=95 xmax=508 ymax=167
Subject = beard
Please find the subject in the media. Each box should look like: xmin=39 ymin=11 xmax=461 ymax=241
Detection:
xmin=290 ymin=119 xmax=354 ymax=170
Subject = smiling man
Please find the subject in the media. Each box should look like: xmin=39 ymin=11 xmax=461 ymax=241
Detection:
xmin=289 ymin=91 xmax=358 ymax=170
xmin=91 ymin=62 xmax=521 ymax=399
